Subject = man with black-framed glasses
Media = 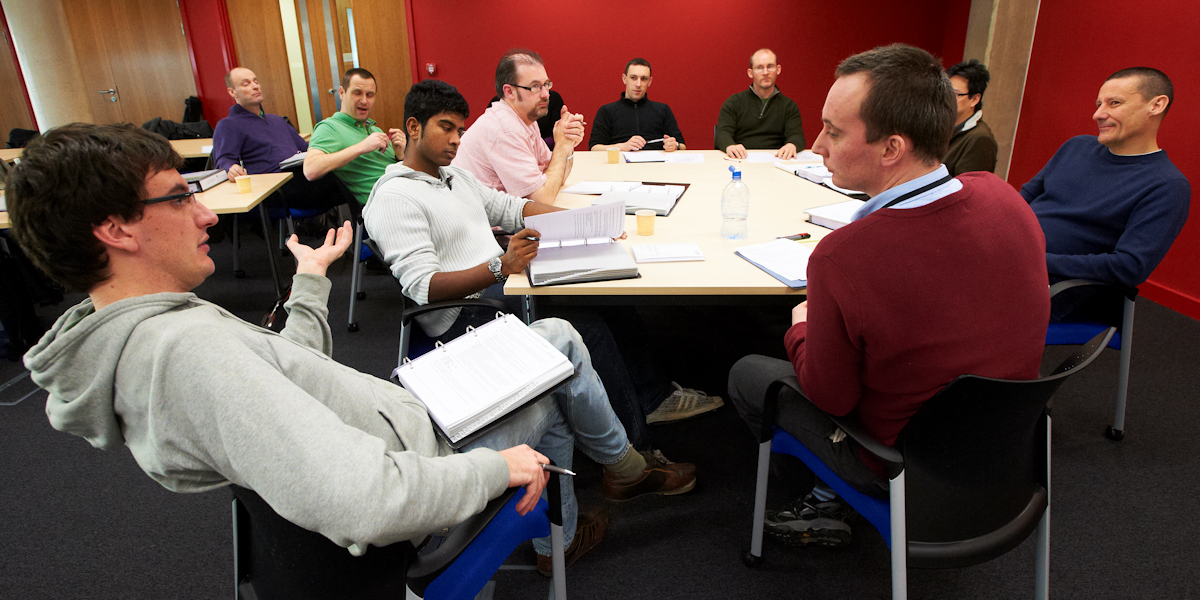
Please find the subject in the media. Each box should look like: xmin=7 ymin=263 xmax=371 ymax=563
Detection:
xmin=452 ymin=48 xmax=585 ymax=204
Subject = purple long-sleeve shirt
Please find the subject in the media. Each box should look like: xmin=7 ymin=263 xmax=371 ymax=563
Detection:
xmin=211 ymin=104 xmax=307 ymax=174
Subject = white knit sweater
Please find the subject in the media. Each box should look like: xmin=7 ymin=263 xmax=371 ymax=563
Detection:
xmin=362 ymin=164 xmax=530 ymax=336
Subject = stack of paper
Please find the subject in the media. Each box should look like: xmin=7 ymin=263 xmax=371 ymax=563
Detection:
xmin=562 ymin=181 xmax=642 ymax=195
xmin=774 ymin=162 xmax=865 ymax=196
xmin=393 ymin=314 xmax=574 ymax=446
xmin=593 ymin=184 xmax=687 ymax=216
xmin=631 ymin=243 xmax=705 ymax=263
xmin=734 ymin=238 xmax=814 ymax=288
xmin=523 ymin=201 xmax=639 ymax=286
xmin=804 ymin=199 xmax=866 ymax=231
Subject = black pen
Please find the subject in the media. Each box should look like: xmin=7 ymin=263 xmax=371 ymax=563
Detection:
xmin=541 ymin=464 xmax=576 ymax=476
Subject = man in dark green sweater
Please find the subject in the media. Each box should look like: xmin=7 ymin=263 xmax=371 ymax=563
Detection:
xmin=715 ymin=48 xmax=805 ymax=159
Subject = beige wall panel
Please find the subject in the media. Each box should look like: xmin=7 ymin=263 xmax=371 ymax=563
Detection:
xmin=225 ymin=0 xmax=300 ymax=128
xmin=980 ymin=0 xmax=1040 ymax=180
xmin=0 ymin=12 xmax=36 ymax=135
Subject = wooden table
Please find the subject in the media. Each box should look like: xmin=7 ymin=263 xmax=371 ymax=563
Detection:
xmin=170 ymin=138 xmax=214 ymax=159
xmin=197 ymin=172 xmax=292 ymax=296
xmin=505 ymin=150 xmax=848 ymax=300
xmin=0 ymin=148 xmax=22 ymax=163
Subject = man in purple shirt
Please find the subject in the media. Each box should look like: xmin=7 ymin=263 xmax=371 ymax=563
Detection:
xmin=212 ymin=68 xmax=342 ymax=211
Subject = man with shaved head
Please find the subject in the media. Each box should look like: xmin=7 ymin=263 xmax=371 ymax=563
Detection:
xmin=715 ymin=48 xmax=805 ymax=160
xmin=211 ymin=67 xmax=342 ymax=211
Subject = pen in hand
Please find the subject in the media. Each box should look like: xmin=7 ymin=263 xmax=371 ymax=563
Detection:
xmin=541 ymin=464 xmax=576 ymax=476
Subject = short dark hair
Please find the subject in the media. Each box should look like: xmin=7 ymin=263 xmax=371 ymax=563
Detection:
xmin=1107 ymin=67 xmax=1173 ymax=117
xmin=835 ymin=44 xmax=956 ymax=164
xmin=6 ymin=123 xmax=183 ymax=292
xmin=405 ymin=79 xmax=470 ymax=135
xmin=494 ymin=49 xmax=544 ymax=98
xmin=625 ymin=58 xmax=651 ymax=75
xmin=341 ymin=67 xmax=375 ymax=90
xmin=945 ymin=59 xmax=990 ymax=110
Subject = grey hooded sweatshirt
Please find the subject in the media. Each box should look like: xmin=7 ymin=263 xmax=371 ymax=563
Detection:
xmin=25 ymin=273 xmax=509 ymax=553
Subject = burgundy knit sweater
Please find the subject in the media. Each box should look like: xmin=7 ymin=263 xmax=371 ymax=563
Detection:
xmin=786 ymin=172 xmax=1050 ymax=451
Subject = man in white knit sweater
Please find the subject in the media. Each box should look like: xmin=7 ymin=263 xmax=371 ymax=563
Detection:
xmin=364 ymin=78 xmax=722 ymax=476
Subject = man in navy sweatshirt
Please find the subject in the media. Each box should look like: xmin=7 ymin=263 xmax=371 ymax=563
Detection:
xmin=1021 ymin=67 xmax=1190 ymax=322
xmin=211 ymin=67 xmax=343 ymax=211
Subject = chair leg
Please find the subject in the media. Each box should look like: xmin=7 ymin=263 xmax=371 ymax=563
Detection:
xmin=1035 ymin=416 xmax=1052 ymax=600
xmin=743 ymin=439 xmax=772 ymax=567
xmin=348 ymin=223 xmax=364 ymax=333
xmin=399 ymin=321 xmax=412 ymax=368
xmin=232 ymin=215 xmax=244 ymax=279
xmin=547 ymin=467 xmax=566 ymax=600
xmin=889 ymin=471 xmax=907 ymax=600
xmin=1108 ymin=297 xmax=1135 ymax=440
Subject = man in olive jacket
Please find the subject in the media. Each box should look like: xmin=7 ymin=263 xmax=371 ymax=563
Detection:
xmin=715 ymin=48 xmax=805 ymax=159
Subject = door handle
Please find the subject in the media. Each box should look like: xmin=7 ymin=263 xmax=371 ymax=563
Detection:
xmin=97 ymin=89 xmax=115 ymax=94
xmin=328 ymin=88 xmax=335 ymax=94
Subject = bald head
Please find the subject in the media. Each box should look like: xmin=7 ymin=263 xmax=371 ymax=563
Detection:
xmin=747 ymin=48 xmax=781 ymax=97
xmin=226 ymin=68 xmax=263 ymax=111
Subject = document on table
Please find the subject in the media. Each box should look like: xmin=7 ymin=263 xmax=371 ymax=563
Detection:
xmin=593 ymin=183 xmax=688 ymax=216
xmin=804 ymin=199 xmax=866 ymax=231
xmin=631 ymin=243 xmax=705 ymax=263
xmin=279 ymin=151 xmax=307 ymax=169
xmin=744 ymin=152 xmax=781 ymax=163
xmin=734 ymin=238 xmax=814 ymax=288
xmin=561 ymin=181 xmax=643 ymax=195
xmin=622 ymin=150 xmax=666 ymax=163
xmin=523 ymin=200 xmax=626 ymax=242
xmin=393 ymin=314 xmax=574 ymax=446
xmin=664 ymin=153 xmax=705 ymax=163
xmin=201 ymin=145 xmax=213 ymax=154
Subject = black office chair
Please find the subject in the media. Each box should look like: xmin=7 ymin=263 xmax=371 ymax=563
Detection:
xmin=743 ymin=328 xmax=1116 ymax=600
xmin=232 ymin=471 xmax=565 ymax=600
xmin=1045 ymin=279 xmax=1137 ymax=440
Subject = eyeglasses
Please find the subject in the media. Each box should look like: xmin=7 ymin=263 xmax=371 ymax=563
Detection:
xmin=511 ymin=81 xmax=553 ymax=94
xmin=142 ymin=190 xmax=195 ymax=205
xmin=751 ymin=65 xmax=778 ymax=72
xmin=953 ymin=92 xmax=972 ymax=98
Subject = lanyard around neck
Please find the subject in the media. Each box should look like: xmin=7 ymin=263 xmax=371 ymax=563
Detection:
xmin=880 ymin=174 xmax=954 ymax=210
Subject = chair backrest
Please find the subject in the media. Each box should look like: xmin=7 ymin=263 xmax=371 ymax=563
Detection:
xmin=896 ymin=327 xmax=1114 ymax=566
xmin=230 ymin=485 xmax=412 ymax=600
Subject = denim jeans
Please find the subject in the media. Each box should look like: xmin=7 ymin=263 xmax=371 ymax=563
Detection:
xmin=461 ymin=317 xmax=629 ymax=555
xmin=441 ymin=284 xmax=671 ymax=450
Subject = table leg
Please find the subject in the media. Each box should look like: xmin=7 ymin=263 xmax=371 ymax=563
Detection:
xmin=257 ymin=207 xmax=285 ymax=298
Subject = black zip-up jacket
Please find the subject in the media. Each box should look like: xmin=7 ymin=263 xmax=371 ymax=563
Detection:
xmin=589 ymin=94 xmax=684 ymax=150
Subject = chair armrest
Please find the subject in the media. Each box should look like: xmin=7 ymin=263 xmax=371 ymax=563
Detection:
xmin=401 ymin=298 xmax=510 ymax=327
xmin=764 ymin=375 xmax=903 ymax=474
xmin=1049 ymin=278 xmax=1138 ymax=301
xmin=407 ymin=487 xmax=521 ymax=583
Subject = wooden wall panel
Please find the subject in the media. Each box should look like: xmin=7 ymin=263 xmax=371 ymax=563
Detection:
xmin=61 ymin=0 xmax=122 ymax=124
xmin=104 ymin=0 xmax=198 ymax=125
xmin=225 ymin=0 xmax=299 ymax=127
xmin=0 ymin=11 xmax=36 ymax=136
xmin=350 ymin=0 xmax=411 ymax=132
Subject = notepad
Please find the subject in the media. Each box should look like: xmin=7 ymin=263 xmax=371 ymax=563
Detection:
xmin=631 ymin=243 xmax=705 ymax=263
xmin=804 ymin=199 xmax=866 ymax=231
xmin=622 ymin=151 xmax=666 ymax=163
xmin=735 ymin=239 xmax=814 ymax=288
xmin=523 ymin=201 xmax=639 ymax=286
xmin=393 ymin=314 xmax=574 ymax=447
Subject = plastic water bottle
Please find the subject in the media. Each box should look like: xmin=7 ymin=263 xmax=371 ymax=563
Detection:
xmin=720 ymin=165 xmax=749 ymax=240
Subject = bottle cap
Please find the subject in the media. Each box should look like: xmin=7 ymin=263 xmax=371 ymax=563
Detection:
xmin=728 ymin=165 xmax=742 ymax=179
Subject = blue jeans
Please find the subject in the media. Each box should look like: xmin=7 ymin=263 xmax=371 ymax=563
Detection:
xmin=441 ymin=284 xmax=672 ymax=450
xmin=462 ymin=317 xmax=630 ymax=555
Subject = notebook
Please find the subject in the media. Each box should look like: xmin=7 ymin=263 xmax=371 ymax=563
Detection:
xmin=774 ymin=162 xmax=866 ymax=198
xmin=279 ymin=151 xmax=307 ymax=170
xmin=734 ymin=238 xmax=814 ymax=288
xmin=523 ymin=201 xmax=639 ymax=286
xmin=590 ymin=182 xmax=691 ymax=216
xmin=803 ymin=199 xmax=866 ymax=231
xmin=183 ymin=169 xmax=228 ymax=192
xmin=392 ymin=314 xmax=575 ymax=448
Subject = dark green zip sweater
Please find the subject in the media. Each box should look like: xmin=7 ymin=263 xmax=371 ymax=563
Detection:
xmin=715 ymin=87 xmax=805 ymax=151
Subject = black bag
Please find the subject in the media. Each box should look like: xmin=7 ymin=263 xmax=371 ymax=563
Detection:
xmin=183 ymin=96 xmax=203 ymax=123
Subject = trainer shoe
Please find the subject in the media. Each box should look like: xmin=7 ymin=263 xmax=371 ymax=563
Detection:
xmin=602 ymin=449 xmax=697 ymax=501
xmin=537 ymin=506 xmax=608 ymax=577
xmin=763 ymin=494 xmax=854 ymax=547
xmin=645 ymin=382 xmax=725 ymax=424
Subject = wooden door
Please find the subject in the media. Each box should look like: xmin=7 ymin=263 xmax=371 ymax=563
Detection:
xmin=0 ymin=10 xmax=36 ymax=140
xmin=296 ymin=0 xmax=344 ymax=122
xmin=226 ymin=0 xmax=300 ymax=128
xmin=348 ymin=0 xmax=411 ymax=131
xmin=62 ymin=0 xmax=197 ymax=126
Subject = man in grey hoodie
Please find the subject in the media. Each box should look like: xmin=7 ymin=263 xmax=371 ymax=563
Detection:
xmin=7 ymin=123 xmax=661 ymax=574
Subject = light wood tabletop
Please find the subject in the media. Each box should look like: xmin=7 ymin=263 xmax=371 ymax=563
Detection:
xmin=504 ymin=150 xmax=849 ymax=297
xmin=170 ymin=138 xmax=214 ymax=159
xmin=195 ymin=172 xmax=291 ymax=214
xmin=1 ymin=148 xmax=22 ymax=163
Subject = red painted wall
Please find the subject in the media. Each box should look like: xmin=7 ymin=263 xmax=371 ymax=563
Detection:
xmin=179 ymin=0 xmax=237 ymax=128
xmin=408 ymin=0 xmax=961 ymax=151
xmin=1008 ymin=1 xmax=1200 ymax=319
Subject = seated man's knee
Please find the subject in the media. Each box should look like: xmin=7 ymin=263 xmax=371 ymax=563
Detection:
xmin=530 ymin=318 xmax=588 ymax=356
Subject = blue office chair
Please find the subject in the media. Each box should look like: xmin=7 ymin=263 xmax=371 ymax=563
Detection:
xmin=232 ymin=469 xmax=565 ymax=600
xmin=743 ymin=328 xmax=1115 ymax=600
xmin=1045 ymin=279 xmax=1137 ymax=440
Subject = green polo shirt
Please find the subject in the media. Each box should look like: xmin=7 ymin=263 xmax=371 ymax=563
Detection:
xmin=309 ymin=111 xmax=398 ymax=205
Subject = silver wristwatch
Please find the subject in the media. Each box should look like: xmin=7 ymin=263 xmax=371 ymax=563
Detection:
xmin=488 ymin=256 xmax=509 ymax=284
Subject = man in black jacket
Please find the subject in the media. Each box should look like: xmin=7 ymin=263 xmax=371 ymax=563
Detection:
xmin=589 ymin=58 xmax=684 ymax=152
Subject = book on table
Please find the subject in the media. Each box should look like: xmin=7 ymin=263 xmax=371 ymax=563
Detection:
xmin=803 ymin=199 xmax=866 ymax=231
xmin=773 ymin=162 xmax=866 ymax=199
xmin=734 ymin=238 xmax=814 ymax=288
xmin=183 ymin=169 xmax=228 ymax=192
xmin=279 ymin=151 xmax=307 ymax=170
xmin=392 ymin=313 xmax=576 ymax=449
xmin=588 ymin=182 xmax=691 ymax=216
xmin=522 ymin=200 xmax=639 ymax=286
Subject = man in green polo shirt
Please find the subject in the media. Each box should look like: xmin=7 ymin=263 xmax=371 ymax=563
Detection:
xmin=304 ymin=68 xmax=405 ymax=204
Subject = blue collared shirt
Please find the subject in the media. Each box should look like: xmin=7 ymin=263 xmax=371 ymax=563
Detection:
xmin=851 ymin=164 xmax=963 ymax=221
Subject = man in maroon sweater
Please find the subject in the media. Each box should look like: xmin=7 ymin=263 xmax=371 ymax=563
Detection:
xmin=729 ymin=44 xmax=1050 ymax=547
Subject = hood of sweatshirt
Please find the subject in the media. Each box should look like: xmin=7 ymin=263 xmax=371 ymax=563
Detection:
xmin=25 ymin=292 xmax=198 ymax=450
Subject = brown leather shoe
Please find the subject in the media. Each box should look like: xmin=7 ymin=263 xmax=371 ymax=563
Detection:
xmin=536 ymin=506 xmax=608 ymax=577
xmin=602 ymin=449 xmax=697 ymax=502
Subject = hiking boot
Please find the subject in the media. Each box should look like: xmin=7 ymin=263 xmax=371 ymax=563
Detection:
xmin=763 ymin=494 xmax=854 ymax=548
xmin=645 ymin=382 xmax=724 ymax=424
xmin=602 ymin=449 xmax=697 ymax=501
xmin=537 ymin=506 xmax=608 ymax=576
